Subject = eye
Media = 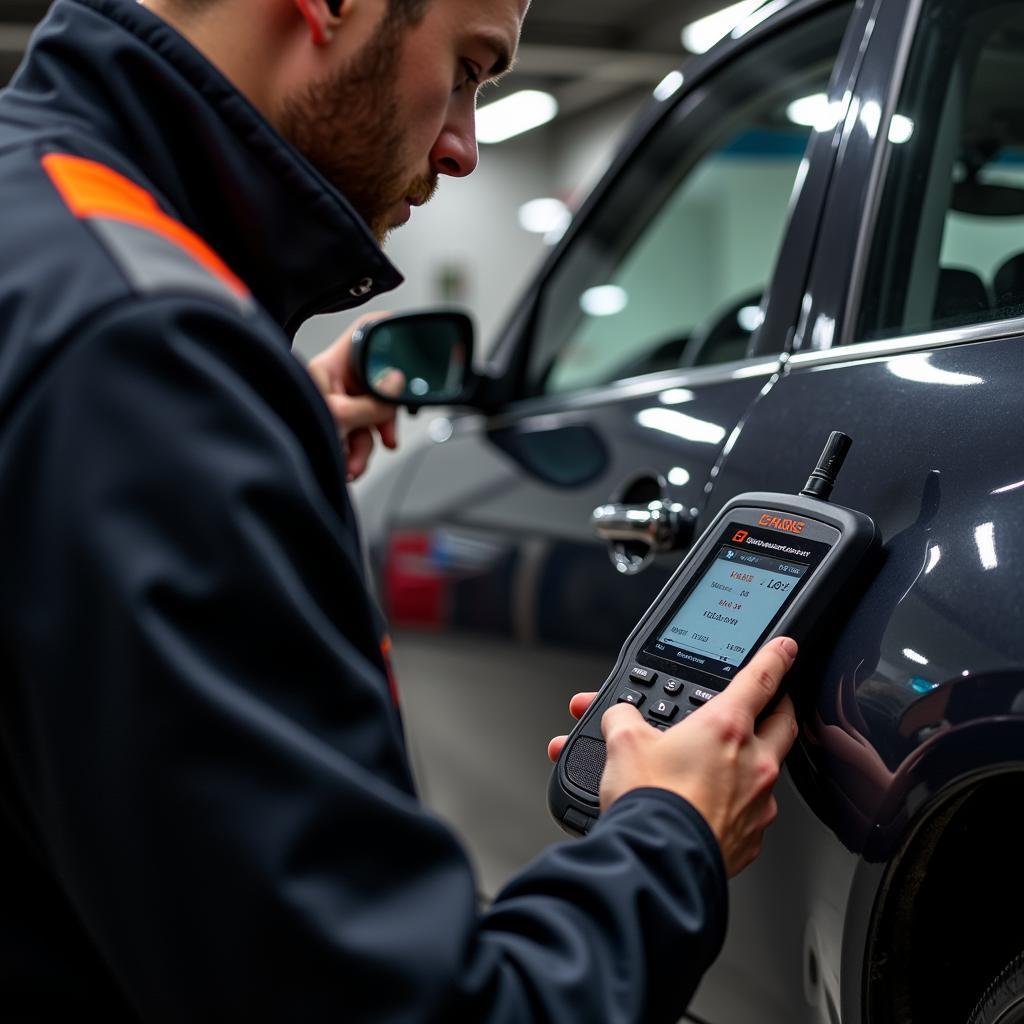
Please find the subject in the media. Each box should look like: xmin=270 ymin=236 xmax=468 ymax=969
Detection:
xmin=455 ymin=59 xmax=482 ymax=93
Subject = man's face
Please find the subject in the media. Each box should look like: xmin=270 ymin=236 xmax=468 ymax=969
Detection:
xmin=280 ymin=0 xmax=527 ymax=243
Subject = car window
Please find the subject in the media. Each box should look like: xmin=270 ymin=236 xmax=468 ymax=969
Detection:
xmin=525 ymin=4 xmax=855 ymax=398
xmin=856 ymin=0 xmax=1024 ymax=342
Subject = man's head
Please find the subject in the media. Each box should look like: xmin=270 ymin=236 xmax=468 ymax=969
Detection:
xmin=147 ymin=0 xmax=528 ymax=241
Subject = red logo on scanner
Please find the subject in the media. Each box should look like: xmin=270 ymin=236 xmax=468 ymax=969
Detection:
xmin=732 ymin=530 xmax=749 ymax=543
xmin=758 ymin=514 xmax=807 ymax=534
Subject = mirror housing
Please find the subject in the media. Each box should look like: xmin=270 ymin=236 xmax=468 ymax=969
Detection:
xmin=351 ymin=310 xmax=479 ymax=410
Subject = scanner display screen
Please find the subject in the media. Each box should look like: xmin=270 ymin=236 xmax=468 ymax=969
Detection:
xmin=641 ymin=521 xmax=830 ymax=682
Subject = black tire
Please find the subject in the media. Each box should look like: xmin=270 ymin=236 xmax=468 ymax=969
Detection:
xmin=969 ymin=953 xmax=1024 ymax=1024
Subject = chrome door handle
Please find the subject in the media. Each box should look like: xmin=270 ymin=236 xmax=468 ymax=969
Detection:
xmin=592 ymin=500 xmax=695 ymax=574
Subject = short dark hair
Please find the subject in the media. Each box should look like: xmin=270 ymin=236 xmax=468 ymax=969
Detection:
xmin=387 ymin=0 xmax=430 ymax=23
xmin=331 ymin=0 xmax=430 ymax=21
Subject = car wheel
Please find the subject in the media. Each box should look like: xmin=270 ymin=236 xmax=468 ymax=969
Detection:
xmin=969 ymin=954 xmax=1024 ymax=1024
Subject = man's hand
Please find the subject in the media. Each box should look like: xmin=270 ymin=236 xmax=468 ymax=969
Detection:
xmin=547 ymin=692 xmax=598 ymax=763
xmin=307 ymin=313 xmax=404 ymax=482
xmin=548 ymin=638 xmax=799 ymax=878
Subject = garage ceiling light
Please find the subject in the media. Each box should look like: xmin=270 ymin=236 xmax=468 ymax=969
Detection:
xmin=636 ymin=408 xmax=727 ymax=445
xmin=888 ymin=353 xmax=982 ymax=387
xmin=975 ymin=522 xmax=998 ymax=570
xmin=518 ymin=198 xmax=571 ymax=241
xmin=992 ymin=479 xmax=1024 ymax=495
xmin=653 ymin=71 xmax=684 ymax=102
xmin=785 ymin=94 xmax=915 ymax=139
xmin=580 ymin=285 xmax=628 ymax=317
xmin=681 ymin=0 xmax=763 ymax=55
xmin=659 ymin=388 xmax=695 ymax=405
xmin=786 ymin=93 xmax=844 ymax=132
xmin=736 ymin=305 xmax=765 ymax=332
xmin=888 ymin=114 xmax=915 ymax=144
xmin=478 ymin=90 xmax=558 ymax=145
xmin=857 ymin=100 xmax=916 ymax=144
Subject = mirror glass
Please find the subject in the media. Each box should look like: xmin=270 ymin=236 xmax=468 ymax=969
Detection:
xmin=362 ymin=313 xmax=473 ymax=405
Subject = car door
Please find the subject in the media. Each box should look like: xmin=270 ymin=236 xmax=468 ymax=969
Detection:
xmin=696 ymin=0 xmax=1024 ymax=1020
xmin=368 ymin=0 xmax=864 ymax=902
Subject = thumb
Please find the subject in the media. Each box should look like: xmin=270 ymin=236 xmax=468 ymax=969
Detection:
xmin=717 ymin=637 xmax=797 ymax=722
xmin=600 ymin=700 xmax=644 ymax=743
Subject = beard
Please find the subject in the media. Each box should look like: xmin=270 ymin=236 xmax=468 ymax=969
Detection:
xmin=278 ymin=15 xmax=437 ymax=242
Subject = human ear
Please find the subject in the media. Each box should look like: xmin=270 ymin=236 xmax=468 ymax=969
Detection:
xmin=292 ymin=0 xmax=345 ymax=46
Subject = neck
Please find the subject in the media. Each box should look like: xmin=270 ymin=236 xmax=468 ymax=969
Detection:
xmin=141 ymin=0 xmax=388 ymax=131
xmin=142 ymin=0 xmax=300 ymax=125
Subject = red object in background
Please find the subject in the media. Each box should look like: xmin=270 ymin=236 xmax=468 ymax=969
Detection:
xmin=384 ymin=531 xmax=448 ymax=630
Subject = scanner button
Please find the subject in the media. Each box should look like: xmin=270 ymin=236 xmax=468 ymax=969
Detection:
xmin=650 ymin=699 xmax=679 ymax=722
xmin=629 ymin=666 xmax=657 ymax=686
xmin=690 ymin=688 xmax=717 ymax=705
xmin=617 ymin=689 xmax=645 ymax=708
xmin=563 ymin=808 xmax=595 ymax=834
xmin=662 ymin=678 xmax=683 ymax=695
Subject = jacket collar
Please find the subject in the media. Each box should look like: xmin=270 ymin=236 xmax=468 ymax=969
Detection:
xmin=10 ymin=0 xmax=404 ymax=336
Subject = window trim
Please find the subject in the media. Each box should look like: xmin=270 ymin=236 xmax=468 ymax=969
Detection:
xmin=789 ymin=311 xmax=1024 ymax=369
xmin=484 ymin=354 xmax=783 ymax=426
xmin=838 ymin=0 xmax=925 ymax=346
xmin=786 ymin=0 xmax=918 ymax=356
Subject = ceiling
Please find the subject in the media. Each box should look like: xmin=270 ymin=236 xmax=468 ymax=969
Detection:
xmin=0 ymin=0 xmax=734 ymax=120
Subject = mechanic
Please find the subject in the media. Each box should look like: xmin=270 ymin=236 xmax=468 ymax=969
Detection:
xmin=0 ymin=0 xmax=799 ymax=1020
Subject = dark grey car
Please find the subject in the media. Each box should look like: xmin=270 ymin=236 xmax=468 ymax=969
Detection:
xmin=359 ymin=1 xmax=1024 ymax=1020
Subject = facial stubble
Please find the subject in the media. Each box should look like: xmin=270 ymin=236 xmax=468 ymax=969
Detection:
xmin=279 ymin=16 xmax=437 ymax=242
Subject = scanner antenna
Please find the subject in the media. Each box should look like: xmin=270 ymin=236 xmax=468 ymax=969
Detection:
xmin=801 ymin=431 xmax=852 ymax=502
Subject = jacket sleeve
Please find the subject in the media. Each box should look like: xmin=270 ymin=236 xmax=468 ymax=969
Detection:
xmin=3 ymin=296 xmax=727 ymax=1023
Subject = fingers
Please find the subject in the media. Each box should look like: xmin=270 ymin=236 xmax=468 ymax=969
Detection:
xmin=548 ymin=735 xmax=567 ymax=763
xmin=755 ymin=694 xmax=798 ymax=764
xmin=325 ymin=392 xmax=398 ymax=435
xmin=307 ymin=311 xmax=392 ymax=396
xmin=548 ymin=693 xmax=600 ymax=764
xmin=307 ymin=320 xmax=403 ymax=481
xmin=346 ymin=428 xmax=374 ymax=481
xmin=378 ymin=420 xmax=398 ymax=451
xmin=306 ymin=359 xmax=332 ymax=397
xmin=568 ymin=692 xmax=598 ymax=720
xmin=719 ymin=637 xmax=797 ymax=721
xmin=371 ymin=368 xmax=406 ymax=399
xmin=339 ymin=311 xmax=392 ymax=394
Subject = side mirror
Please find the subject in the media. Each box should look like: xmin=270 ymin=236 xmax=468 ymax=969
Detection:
xmin=351 ymin=310 xmax=478 ymax=410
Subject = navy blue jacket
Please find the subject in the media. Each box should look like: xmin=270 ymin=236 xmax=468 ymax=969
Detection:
xmin=0 ymin=1 xmax=728 ymax=1020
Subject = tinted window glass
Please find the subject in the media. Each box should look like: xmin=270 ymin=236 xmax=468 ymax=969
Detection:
xmin=526 ymin=5 xmax=854 ymax=397
xmin=857 ymin=0 xmax=1024 ymax=341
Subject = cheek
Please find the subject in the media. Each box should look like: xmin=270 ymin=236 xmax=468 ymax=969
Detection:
xmin=399 ymin=79 xmax=454 ymax=163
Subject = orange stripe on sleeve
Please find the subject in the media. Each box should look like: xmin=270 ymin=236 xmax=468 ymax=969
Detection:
xmin=42 ymin=153 xmax=250 ymax=300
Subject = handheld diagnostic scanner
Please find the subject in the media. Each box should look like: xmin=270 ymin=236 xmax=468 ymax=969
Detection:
xmin=549 ymin=432 xmax=879 ymax=837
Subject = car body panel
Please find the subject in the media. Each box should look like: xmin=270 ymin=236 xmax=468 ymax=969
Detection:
xmin=695 ymin=334 xmax=1024 ymax=1019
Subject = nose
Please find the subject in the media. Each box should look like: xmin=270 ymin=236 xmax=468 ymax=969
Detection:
xmin=430 ymin=110 xmax=479 ymax=178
